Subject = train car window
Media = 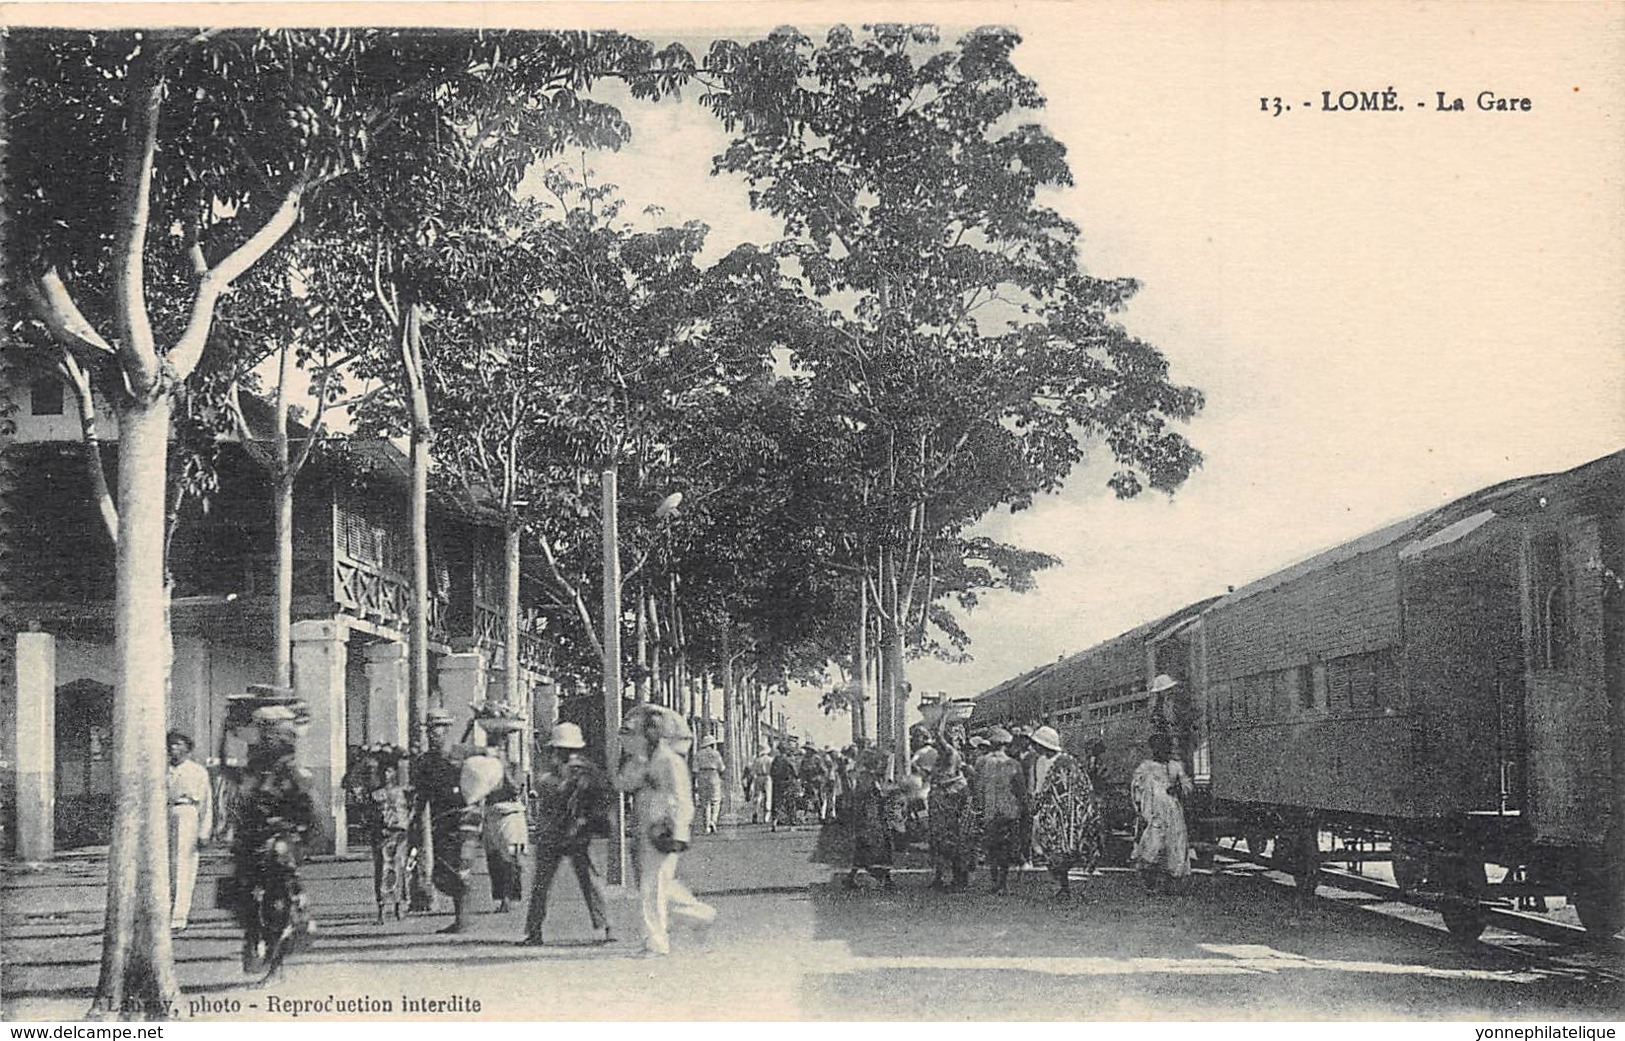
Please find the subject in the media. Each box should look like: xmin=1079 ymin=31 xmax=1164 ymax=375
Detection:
xmin=1533 ymin=534 xmax=1572 ymax=670
xmin=1293 ymin=664 xmax=1314 ymax=711
xmin=1326 ymin=657 xmax=1349 ymax=713
xmin=1354 ymin=656 xmax=1377 ymax=709
xmin=1377 ymin=652 xmax=1396 ymax=706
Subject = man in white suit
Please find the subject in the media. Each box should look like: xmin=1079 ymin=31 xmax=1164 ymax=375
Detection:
xmin=167 ymin=730 xmax=214 ymax=931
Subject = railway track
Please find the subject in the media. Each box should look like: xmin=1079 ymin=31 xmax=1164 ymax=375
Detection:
xmin=1205 ymin=840 xmax=1625 ymax=972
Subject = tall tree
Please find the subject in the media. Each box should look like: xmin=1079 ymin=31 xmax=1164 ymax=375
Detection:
xmin=704 ymin=25 xmax=1205 ymax=771
xmin=2 ymin=27 xmax=692 ymax=1014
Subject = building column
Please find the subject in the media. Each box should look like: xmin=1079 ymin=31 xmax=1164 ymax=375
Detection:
xmin=169 ymin=636 xmax=208 ymax=748
xmin=363 ymin=641 xmax=409 ymax=748
xmin=14 ymin=632 xmax=56 ymax=861
xmin=530 ymin=674 xmax=560 ymax=737
xmin=291 ymin=619 xmax=348 ymax=855
xmin=437 ymin=650 xmax=486 ymax=742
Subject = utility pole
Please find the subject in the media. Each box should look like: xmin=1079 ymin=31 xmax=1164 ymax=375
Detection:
xmin=601 ymin=465 xmax=626 ymax=886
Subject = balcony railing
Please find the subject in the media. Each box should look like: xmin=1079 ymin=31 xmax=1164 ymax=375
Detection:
xmin=468 ymin=599 xmax=551 ymax=673
xmin=334 ymin=554 xmax=450 ymax=643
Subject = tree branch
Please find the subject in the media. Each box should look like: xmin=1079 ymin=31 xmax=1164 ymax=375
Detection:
xmin=26 ymin=270 xmax=117 ymax=360
xmin=58 ymin=351 xmax=119 ymax=547
xmin=535 ymin=533 xmax=605 ymax=662
xmin=169 ymin=181 xmax=306 ymax=381
xmin=371 ymin=240 xmax=400 ymax=332
xmin=112 ymin=52 xmax=163 ymax=393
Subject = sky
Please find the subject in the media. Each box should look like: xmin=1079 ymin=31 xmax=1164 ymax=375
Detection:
xmin=556 ymin=3 xmax=1625 ymax=747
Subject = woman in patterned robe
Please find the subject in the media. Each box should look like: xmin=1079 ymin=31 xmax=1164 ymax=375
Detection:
xmin=369 ymin=759 xmax=412 ymax=922
xmin=926 ymin=731 xmax=979 ymax=890
xmin=1028 ymin=725 xmax=1103 ymax=900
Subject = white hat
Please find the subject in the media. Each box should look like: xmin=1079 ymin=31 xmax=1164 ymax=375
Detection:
xmin=1149 ymin=674 xmax=1179 ymax=694
xmin=549 ymin=722 xmax=586 ymax=749
xmin=699 ymin=735 xmax=719 ymax=748
xmin=1030 ymin=725 xmax=1064 ymax=752
xmin=252 ymin=705 xmax=298 ymax=725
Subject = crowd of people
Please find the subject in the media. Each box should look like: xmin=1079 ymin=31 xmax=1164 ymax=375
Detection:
xmin=798 ymin=713 xmax=1196 ymax=901
xmin=732 ymin=702 xmax=1196 ymax=901
xmin=160 ymin=678 xmax=1197 ymax=978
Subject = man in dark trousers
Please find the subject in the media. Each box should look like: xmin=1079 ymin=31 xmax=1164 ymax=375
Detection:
xmin=412 ymin=707 xmax=475 ymax=932
xmin=522 ymin=722 xmax=613 ymax=945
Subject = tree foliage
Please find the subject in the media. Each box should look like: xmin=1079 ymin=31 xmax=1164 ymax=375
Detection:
xmin=700 ymin=24 xmax=1204 ymax=694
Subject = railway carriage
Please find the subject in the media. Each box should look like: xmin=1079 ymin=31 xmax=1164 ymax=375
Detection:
xmin=967 ymin=449 xmax=1623 ymax=938
xmin=969 ymin=598 xmax=1220 ymax=852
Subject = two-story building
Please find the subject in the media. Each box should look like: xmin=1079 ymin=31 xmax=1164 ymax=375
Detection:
xmin=2 ymin=373 xmax=559 ymax=859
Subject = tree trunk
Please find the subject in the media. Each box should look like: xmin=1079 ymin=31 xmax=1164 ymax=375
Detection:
xmin=853 ymin=573 xmax=869 ymax=745
xmin=721 ymin=630 xmax=744 ymax=815
xmin=272 ymin=471 xmax=295 ymax=688
xmin=873 ymin=555 xmax=893 ymax=755
xmin=881 ymin=543 xmax=909 ymax=780
xmin=403 ymin=304 xmax=432 ymax=747
xmin=640 ymin=591 xmax=653 ymax=708
xmin=93 ymin=397 xmax=181 ymax=1018
xmin=503 ymin=520 xmax=521 ymax=761
xmin=634 ymin=586 xmax=649 ymax=703
xmin=600 ymin=465 xmax=626 ymax=886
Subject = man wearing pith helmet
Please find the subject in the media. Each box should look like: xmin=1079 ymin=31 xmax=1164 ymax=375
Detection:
xmin=412 ymin=706 xmax=471 ymax=927
xmin=522 ymin=722 xmax=614 ymax=946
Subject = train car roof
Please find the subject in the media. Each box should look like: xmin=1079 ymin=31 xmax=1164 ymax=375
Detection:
xmin=1209 ymin=447 xmax=1624 ymax=609
xmin=971 ymin=593 xmax=1221 ymax=704
xmin=969 ymin=447 xmax=1622 ymax=709
xmin=1494 ymin=447 xmax=1625 ymax=516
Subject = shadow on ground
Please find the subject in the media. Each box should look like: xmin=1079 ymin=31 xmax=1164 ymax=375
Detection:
xmin=797 ymin=868 xmax=1625 ymax=1021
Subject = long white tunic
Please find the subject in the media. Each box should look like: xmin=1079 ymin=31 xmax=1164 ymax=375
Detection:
xmin=1130 ymin=758 xmax=1192 ymax=877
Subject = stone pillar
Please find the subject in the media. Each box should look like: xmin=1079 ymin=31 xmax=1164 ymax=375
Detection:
xmin=169 ymin=636 xmax=208 ymax=748
xmin=531 ymin=675 xmax=559 ymax=736
xmin=363 ymin=641 xmax=409 ymax=748
xmin=291 ymin=619 xmax=348 ymax=855
xmin=14 ymin=632 xmax=55 ymax=861
xmin=437 ymin=650 xmax=486 ymax=742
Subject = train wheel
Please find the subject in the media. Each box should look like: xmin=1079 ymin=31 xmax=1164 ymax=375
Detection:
xmin=1244 ymin=832 xmax=1271 ymax=860
xmin=1574 ymin=868 xmax=1624 ymax=939
xmin=1439 ymin=859 xmax=1487 ymax=941
xmin=1287 ymin=827 xmax=1320 ymax=897
xmin=1270 ymin=828 xmax=1318 ymax=896
xmin=1391 ymin=839 xmax=1427 ymax=892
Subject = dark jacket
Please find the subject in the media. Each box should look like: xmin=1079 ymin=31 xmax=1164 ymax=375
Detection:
xmin=533 ymin=753 xmax=612 ymax=851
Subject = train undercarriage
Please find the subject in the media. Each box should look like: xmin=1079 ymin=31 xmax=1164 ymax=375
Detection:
xmin=1197 ymin=799 xmax=1624 ymax=941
